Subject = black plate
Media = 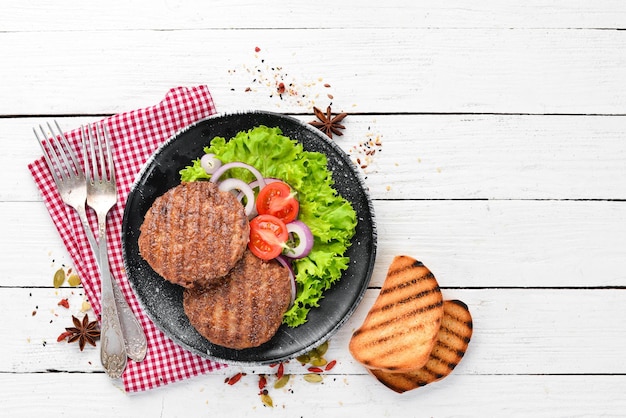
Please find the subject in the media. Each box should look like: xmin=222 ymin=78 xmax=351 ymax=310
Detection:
xmin=121 ymin=111 xmax=377 ymax=365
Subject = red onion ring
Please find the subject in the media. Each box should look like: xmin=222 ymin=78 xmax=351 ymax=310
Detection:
xmin=284 ymin=220 xmax=314 ymax=259
xmin=276 ymin=255 xmax=297 ymax=306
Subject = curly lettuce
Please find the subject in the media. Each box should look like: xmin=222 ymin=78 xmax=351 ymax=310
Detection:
xmin=180 ymin=125 xmax=357 ymax=327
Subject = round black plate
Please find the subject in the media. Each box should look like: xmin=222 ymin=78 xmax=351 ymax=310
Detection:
xmin=121 ymin=111 xmax=377 ymax=365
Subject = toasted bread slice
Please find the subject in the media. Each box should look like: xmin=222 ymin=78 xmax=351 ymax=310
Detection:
xmin=349 ymin=255 xmax=444 ymax=372
xmin=370 ymin=299 xmax=473 ymax=393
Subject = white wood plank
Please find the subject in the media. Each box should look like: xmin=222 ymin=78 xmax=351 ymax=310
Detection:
xmin=6 ymin=115 xmax=626 ymax=202
xmin=1 ymin=372 xmax=625 ymax=417
xmin=1 ymin=28 xmax=625 ymax=115
xmin=3 ymin=199 xmax=624 ymax=288
xmin=4 ymin=287 xmax=626 ymax=375
xmin=2 ymin=0 xmax=625 ymax=30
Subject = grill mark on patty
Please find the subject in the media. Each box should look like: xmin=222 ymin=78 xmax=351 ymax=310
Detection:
xmin=138 ymin=181 xmax=249 ymax=288
xmin=183 ymin=251 xmax=291 ymax=349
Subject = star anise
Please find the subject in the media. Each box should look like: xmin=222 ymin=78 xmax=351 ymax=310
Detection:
xmin=65 ymin=314 xmax=100 ymax=351
xmin=310 ymin=106 xmax=347 ymax=138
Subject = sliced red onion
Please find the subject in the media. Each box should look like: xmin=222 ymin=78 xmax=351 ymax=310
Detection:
xmin=235 ymin=178 xmax=280 ymax=201
xmin=276 ymin=255 xmax=297 ymax=306
xmin=284 ymin=220 xmax=314 ymax=259
xmin=235 ymin=178 xmax=281 ymax=219
xmin=210 ymin=161 xmax=267 ymax=190
xmin=200 ymin=153 xmax=222 ymax=174
xmin=217 ymin=178 xmax=255 ymax=216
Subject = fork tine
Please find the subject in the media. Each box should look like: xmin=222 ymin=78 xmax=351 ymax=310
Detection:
xmin=81 ymin=125 xmax=92 ymax=182
xmin=33 ymin=126 xmax=62 ymax=186
xmin=100 ymin=124 xmax=115 ymax=182
xmin=51 ymin=120 xmax=82 ymax=178
xmin=95 ymin=124 xmax=108 ymax=182
xmin=46 ymin=122 xmax=74 ymax=180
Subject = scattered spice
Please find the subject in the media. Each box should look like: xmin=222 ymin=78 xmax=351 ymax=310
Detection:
xmin=348 ymin=129 xmax=383 ymax=173
xmin=53 ymin=268 xmax=65 ymax=288
xmin=273 ymin=374 xmax=290 ymax=389
xmin=80 ymin=300 xmax=92 ymax=312
xmin=258 ymin=374 xmax=267 ymax=390
xmin=309 ymin=357 xmax=327 ymax=367
xmin=62 ymin=314 xmax=100 ymax=351
xmin=226 ymin=372 xmax=245 ymax=385
xmin=303 ymin=373 xmax=324 ymax=383
xmin=276 ymin=362 xmax=285 ymax=380
xmin=67 ymin=272 xmax=81 ymax=287
xmin=325 ymin=359 xmax=337 ymax=371
xmin=229 ymin=47 xmax=338 ymax=109
xmin=57 ymin=298 xmax=69 ymax=309
xmin=57 ymin=331 xmax=73 ymax=342
xmin=260 ymin=392 xmax=274 ymax=407
xmin=310 ymin=106 xmax=347 ymax=139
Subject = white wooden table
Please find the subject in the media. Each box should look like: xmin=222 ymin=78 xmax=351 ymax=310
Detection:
xmin=2 ymin=1 xmax=625 ymax=416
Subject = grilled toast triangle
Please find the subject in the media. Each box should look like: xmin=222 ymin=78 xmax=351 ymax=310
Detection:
xmin=370 ymin=299 xmax=474 ymax=393
xmin=349 ymin=255 xmax=444 ymax=372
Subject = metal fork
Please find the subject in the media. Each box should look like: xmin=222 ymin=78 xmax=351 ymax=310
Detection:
xmin=80 ymin=123 xmax=147 ymax=365
xmin=81 ymin=123 xmax=128 ymax=378
xmin=36 ymin=121 xmax=146 ymax=376
xmin=34 ymin=121 xmax=99 ymax=255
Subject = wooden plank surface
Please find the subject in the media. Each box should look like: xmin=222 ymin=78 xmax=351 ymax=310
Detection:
xmin=2 ymin=1 xmax=625 ymax=416
xmin=5 ymin=115 xmax=626 ymax=202
xmin=1 ymin=28 xmax=625 ymax=115
xmin=3 ymin=199 xmax=625 ymax=288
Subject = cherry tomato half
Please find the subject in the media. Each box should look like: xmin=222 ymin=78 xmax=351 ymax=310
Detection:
xmin=256 ymin=181 xmax=299 ymax=224
xmin=248 ymin=214 xmax=289 ymax=260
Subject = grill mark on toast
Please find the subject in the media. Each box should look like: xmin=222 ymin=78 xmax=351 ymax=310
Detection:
xmin=428 ymin=350 xmax=459 ymax=371
xmin=379 ymin=270 xmax=435 ymax=296
xmin=385 ymin=258 xmax=424 ymax=278
xmin=352 ymin=300 xmax=443 ymax=337
xmin=374 ymin=286 xmax=441 ymax=313
xmin=366 ymin=298 xmax=474 ymax=393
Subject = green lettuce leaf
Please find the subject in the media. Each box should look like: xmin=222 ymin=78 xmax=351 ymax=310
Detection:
xmin=179 ymin=125 xmax=357 ymax=327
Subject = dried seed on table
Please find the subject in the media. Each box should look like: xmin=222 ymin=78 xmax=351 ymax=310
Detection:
xmin=303 ymin=373 xmax=323 ymax=383
xmin=258 ymin=374 xmax=267 ymax=390
xmin=296 ymin=353 xmax=310 ymax=364
xmin=325 ymin=360 xmax=337 ymax=371
xmin=310 ymin=357 xmax=327 ymax=367
xmin=53 ymin=268 xmax=65 ymax=288
xmin=226 ymin=372 xmax=244 ymax=385
xmin=274 ymin=374 xmax=290 ymax=389
xmin=67 ymin=272 xmax=81 ymax=287
xmin=260 ymin=393 xmax=273 ymax=407
xmin=315 ymin=341 xmax=329 ymax=357
xmin=307 ymin=367 xmax=324 ymax=373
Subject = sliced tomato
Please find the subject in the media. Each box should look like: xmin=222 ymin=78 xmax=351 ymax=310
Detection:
xmin=248 ymin=214 xmax=289 ymax=260
xmin=256 ymin=181 xmax=299 ymax=223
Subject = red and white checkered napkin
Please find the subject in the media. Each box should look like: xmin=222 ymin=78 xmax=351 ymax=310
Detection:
xmin=28 ymin=85 xmax=228 ymax=392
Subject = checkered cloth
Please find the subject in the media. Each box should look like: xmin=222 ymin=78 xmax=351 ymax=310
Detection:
xmin=28 ymin=86 xmax=227 ymax=392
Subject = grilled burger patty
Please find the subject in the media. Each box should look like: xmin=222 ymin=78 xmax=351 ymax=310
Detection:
xmin=183 ymin=250 xmax=292 ymax=350
xmin=138 ymin=181 xmax=250 ymax=289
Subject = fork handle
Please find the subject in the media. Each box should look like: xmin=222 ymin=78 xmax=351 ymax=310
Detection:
xmin=78 ymin=205 xmax=147 ymax=363
xmin=111 ymin=279 xmax=147 ymax=362
xmin=97 ymin=216 xmax=128 ymax=378
xmin=76 ymin=204 xmax=99 ymax=256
